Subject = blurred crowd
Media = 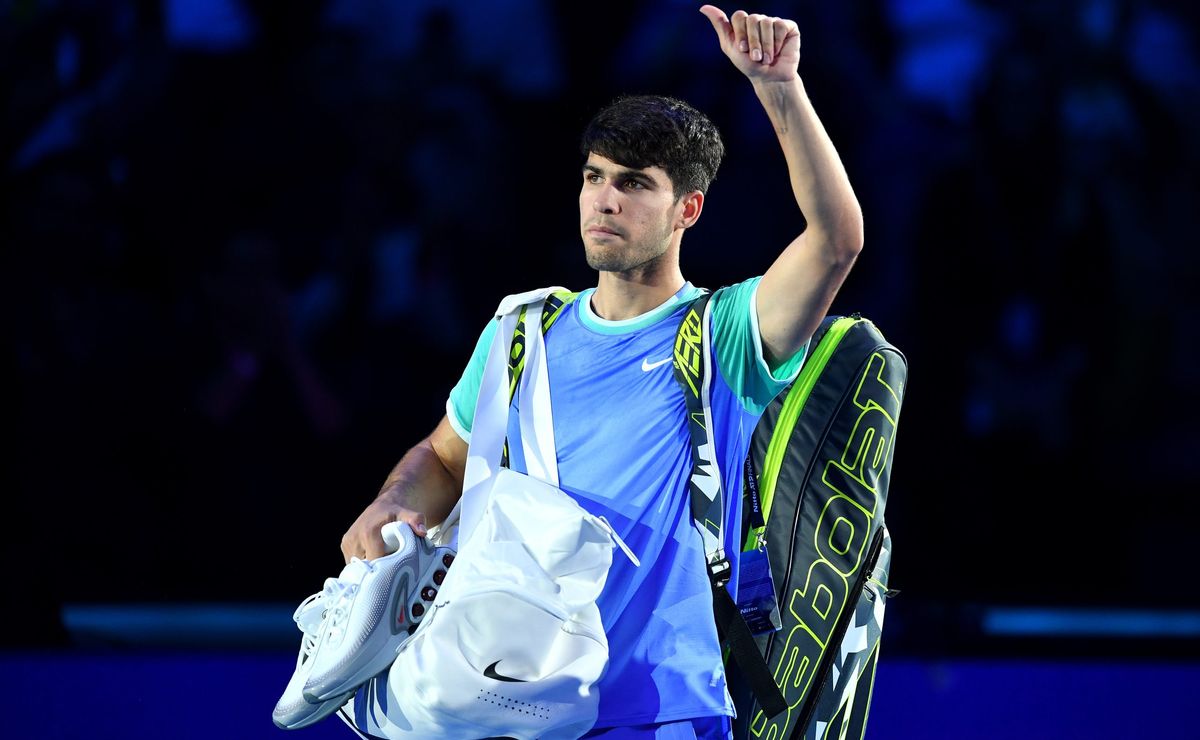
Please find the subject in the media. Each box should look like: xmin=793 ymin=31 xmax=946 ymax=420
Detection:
xmin=4 ymin=0 xmax=1198 ymax=648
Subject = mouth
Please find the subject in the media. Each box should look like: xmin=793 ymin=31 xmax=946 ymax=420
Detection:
xmin=586 ymin=224 xmax=622 ymax=238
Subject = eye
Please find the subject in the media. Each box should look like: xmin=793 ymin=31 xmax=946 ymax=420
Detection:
xmin=585 ymin=172 xmax=603 ymax=185
xmin=623 ymin=179 xmax=646 ymax=191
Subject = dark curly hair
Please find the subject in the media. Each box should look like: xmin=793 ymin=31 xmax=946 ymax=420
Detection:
xmin=580 ymin=95 xmax=725 ymax=199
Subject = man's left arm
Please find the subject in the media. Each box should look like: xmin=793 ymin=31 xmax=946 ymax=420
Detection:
xmin=701 ymin=6 xmax=864 ymax=367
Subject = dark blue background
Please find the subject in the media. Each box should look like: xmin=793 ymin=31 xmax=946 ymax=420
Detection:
xmin=4 ymin=651 xmax=1197 ymax=738
xmin=4 ymin=0 xmax=1199 ymax=735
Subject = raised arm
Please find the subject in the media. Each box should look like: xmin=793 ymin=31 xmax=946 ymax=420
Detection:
xmin=700 ymin=6 xmax=864 ymax=366
xmin=340 ymin=415 xmax=467 ymax=562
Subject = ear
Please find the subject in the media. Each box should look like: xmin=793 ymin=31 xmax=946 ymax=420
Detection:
xmin=676 ymin=190 xmax=705 ymax=229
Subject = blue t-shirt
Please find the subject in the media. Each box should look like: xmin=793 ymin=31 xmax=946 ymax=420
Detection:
xmin=446 ymin=278 xmax=805 ymax=727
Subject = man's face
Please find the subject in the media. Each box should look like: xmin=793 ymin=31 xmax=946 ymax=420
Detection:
xmin=579 ymin=153 xmax=682 ymax=273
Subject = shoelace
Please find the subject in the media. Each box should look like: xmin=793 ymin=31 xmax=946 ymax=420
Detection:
xmin=291 ymin=591 xmax=327 ymax=663
xmin=311 ymin=558 xmax=374 ymax=649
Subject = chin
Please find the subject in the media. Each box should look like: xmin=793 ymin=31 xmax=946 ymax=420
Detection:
xmin=585 ymin=254 xmax=623 ymax=272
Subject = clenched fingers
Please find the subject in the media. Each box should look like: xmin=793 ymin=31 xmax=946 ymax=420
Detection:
xmin=733 ymin=11 xmax=789 ymax=65
xmin=340 ymin=506 xmax=427 ymax=563
xmin=772 ymin=17 xmax=795 ymax=60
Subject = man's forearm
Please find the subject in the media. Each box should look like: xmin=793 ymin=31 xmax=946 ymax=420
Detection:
xmin=343 ymin=416 xmax=466 ymax=560
xmin=699 ymin=7 xmax=863 ymax=362
xmin=754 ymin=77 xmax=864 ymax=255
xmin=376 ymin=438 xmax=461 ymax=527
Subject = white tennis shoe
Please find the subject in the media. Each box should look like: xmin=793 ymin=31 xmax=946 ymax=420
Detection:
xmin=271 ymin=591 xmax=355 ymax=729
xmin=301 ymin=521 xmax=455 ymax=703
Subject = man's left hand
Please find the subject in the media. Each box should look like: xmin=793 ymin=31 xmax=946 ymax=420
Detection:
xmin=699 ymin=5 xmax=800 ymax=84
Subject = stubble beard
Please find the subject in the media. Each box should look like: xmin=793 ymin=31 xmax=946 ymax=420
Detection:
xmin=584 ymin=228 xmax=672 ymax=276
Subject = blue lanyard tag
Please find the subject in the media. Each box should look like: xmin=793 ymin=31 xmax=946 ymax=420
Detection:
xmin=736 ymin=545 xmax=782 ymax=635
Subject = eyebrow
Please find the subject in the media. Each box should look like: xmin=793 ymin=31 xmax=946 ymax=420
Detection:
xmin=582 ymin=163 xmax=658 ymax=188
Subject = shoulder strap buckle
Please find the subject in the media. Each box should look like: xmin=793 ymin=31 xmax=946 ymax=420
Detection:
xmin=708 ymin=555 xmax=732 ymax=589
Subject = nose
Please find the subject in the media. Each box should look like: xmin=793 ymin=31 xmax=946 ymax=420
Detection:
xmin=593 ymin=186 xmax=618 ymax=215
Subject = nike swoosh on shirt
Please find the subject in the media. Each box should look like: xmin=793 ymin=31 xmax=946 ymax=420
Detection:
xmin=641 ymin=357 xmax=672 ymax=372
xmin=484 ymin=660 xmax=527 ymax=683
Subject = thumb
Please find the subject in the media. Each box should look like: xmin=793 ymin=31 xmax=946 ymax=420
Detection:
xmin=409 ymin=513 xmax=428 ymax=537
xmin=699 ymin=5 xmax=732 ymax=49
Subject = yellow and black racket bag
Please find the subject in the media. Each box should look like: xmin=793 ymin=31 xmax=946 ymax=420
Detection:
xmin=730 ymin=313 xmax=907 ymax=740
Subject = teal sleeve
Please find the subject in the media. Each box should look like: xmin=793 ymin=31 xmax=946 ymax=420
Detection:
xmin=709 ymin=277 xmax=808 ymax=415
xmin=446 ymin=317 xmax=498 ymax=441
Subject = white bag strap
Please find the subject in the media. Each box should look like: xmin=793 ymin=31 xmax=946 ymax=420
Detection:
xmin=460 ymin=285 xmax=637 ymax=566
xmin=460 ymin=286 xmax=565 ymax=542
xmin=494 ymin=286 xmax=566 ymax=319
xmin=518 ymin=299 xmax=559 ymax=486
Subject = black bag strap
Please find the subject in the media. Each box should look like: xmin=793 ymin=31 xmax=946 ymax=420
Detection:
xmin=670 ymin=293 xmax=726 ymax=571
xmin=673 ymin=291 xmax=787 ymax=719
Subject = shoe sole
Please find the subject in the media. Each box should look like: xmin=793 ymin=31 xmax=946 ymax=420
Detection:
xmin=272 ymin=689 xmax=354 ymax=730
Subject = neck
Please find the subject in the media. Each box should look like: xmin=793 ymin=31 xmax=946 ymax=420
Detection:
xmin=590 ymin=263 xmax=686 ymax=321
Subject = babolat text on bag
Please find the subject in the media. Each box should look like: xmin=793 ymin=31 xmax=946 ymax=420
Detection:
xmin=728 ymin=313 xmax=907 ymax=740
